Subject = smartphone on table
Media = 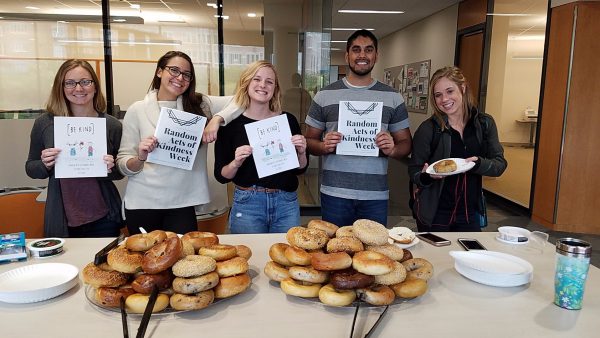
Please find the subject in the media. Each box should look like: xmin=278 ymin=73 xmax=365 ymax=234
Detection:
xmin=457 ymin=238 xmax=487 ymax=251
xmin=416 ymin=232 xmax=451 ymax=246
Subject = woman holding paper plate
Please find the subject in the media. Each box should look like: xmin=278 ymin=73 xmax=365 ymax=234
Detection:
xmin=117 ymin=51 xmax=241 ymax=235
xmin=408 ymin=66 xmax=507 ymax=232
xmin=214 ymin=60 xmax=308 ymax=234
xmin=25 ymin=59 xmax=123 ymax=238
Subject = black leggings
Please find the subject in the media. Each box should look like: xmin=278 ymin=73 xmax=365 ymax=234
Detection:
xmin=125 ymin=206 xmax=197 ymax=235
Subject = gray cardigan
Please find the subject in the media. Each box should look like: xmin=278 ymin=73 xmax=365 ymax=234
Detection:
xmin=407 ymin=110 xmax=507 ymax=226
xmin=25 ymin=112 xmax=124 ymax=237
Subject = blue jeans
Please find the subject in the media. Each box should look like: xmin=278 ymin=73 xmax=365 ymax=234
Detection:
xmin=229 ymin=187 xmax=300 ymax=234
xmin=320 ymin=193 xmax=388 ymax=226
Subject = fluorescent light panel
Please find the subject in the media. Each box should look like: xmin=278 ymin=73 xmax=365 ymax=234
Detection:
xmin=247 ymin=13 xmax=257 ymax=17
xmin=338 ymin=10 xmax=404 ymax=14
xmin=56 ymin=39 xmax=182 ymax=46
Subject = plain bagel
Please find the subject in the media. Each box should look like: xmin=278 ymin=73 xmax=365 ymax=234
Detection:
xmin=352 ymin=250 xmax=395 ymax=276
xmin=280 ymin=278 xmax=321 ymax=298
xmin=318 ymin=283 xmax=356 ymax=307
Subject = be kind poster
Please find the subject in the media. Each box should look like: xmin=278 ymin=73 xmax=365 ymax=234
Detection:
xmin=54 ymin=117 xmax=107 ymax=178
xmin=147 ymin=107 xmax=206 ymax=170
xmin=244 ymin=114 xmax=299 ymax=178
xmin=336 ymin=101 xmax=382 ymax=157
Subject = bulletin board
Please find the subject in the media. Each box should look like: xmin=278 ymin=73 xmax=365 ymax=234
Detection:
xmin=384 ymin=60 xmax=431 ymax=114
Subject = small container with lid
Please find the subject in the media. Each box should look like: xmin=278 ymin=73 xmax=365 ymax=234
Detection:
xmin=27 ymin=238 xmax=65 ymax=258
xmin=554 ymin=238 xmax=592 ymax=310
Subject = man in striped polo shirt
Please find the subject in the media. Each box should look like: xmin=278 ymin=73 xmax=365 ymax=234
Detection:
xmin=305 ymin=29 xmax=412 ymax=227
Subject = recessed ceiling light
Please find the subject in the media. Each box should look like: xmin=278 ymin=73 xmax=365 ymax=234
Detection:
xmin=25 ymin=6 xmax=40 ymax=10
xmin=214 ymin=15 xmax=229 ymax=20
xmin=247 ymin=13 xmax=257 ymax=18
xmin=327 ymin=28 xmax=375 ymax=31
xmin=338 ymin=10 xmax=404 ymax=14
xmin=207 ymin=3 xmax=218 ymax=9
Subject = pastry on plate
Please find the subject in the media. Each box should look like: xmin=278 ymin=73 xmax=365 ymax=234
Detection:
xmin=433 ymin=159 xmax=457 ymax=173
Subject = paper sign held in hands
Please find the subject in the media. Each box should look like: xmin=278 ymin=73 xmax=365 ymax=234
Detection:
xmin=244 ymin=114 xmax=299 ymax=178
xmin=54 ymin=117 xmax=108 ymax=178
xmin=336 ymin=101 xmax=383 ymax=157
xmin=147 ymin=107 xmax=206 ymax=170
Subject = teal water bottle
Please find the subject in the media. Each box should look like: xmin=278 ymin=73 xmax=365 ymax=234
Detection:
xmin=554 ymin=238 xmax=592 ymax=310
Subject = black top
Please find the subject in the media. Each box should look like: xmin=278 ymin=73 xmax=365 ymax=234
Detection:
xmin=436 ymin=117 xmax=482 ymax=221
xmin=214 ymin=112 xmax=308 ymax=192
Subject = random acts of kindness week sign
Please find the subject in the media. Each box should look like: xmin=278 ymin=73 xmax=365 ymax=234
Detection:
xmin=146 ymin=107 xmax=206 ymax=170
xmin=336 ymin=101 xmax=383 ymax=157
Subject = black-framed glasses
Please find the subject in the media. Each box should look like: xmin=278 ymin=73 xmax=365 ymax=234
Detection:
xmin=164 ymin=66 xmax=193 ymax=82
xmin=64 ymin=79 xmax=94 ymax=89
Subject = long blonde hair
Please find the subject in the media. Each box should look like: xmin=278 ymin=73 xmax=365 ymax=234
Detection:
xmin=233 ymin=60 xmax=282 ymax=112
xmin=46 ymin=59 xmax=106 ymax=116
xmin=429 ymin=66 xmax=477 ymax=130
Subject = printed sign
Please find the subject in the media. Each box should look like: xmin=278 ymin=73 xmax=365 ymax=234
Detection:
xmin=336 ymin=101 xmax=383 ymax=157
xmin=244 ymin=114 xmax=299 ymax=178
xmin=54 ymin=117 xmax=107 ymax=178
xmin=147 ymin=107 xmax=206 ymax=170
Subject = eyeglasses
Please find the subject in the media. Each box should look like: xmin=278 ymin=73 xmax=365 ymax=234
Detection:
xmin=164 ymin=66 xmax=193 ymax=82
xmin=64 ymin=79 xmax=94 ymax=89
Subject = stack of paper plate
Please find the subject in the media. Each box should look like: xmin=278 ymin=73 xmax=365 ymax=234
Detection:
xmin=0 ymin=263 xmax=79 ymax=303
xmin=449 ymin=251 xmax=533 ymax=287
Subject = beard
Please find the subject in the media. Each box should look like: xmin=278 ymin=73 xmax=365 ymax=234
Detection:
xmin=348 ymin=62 xmax=374 ymax=76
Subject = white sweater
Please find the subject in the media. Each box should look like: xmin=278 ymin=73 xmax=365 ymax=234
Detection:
xmin=116 ymin=90 xmax=239 ymax=210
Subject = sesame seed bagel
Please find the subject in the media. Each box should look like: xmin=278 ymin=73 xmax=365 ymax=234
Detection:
xmin=352 ymin=219 xmax=389 ymax=246
xmin=286 ymin=226 xmax=329 ymax=250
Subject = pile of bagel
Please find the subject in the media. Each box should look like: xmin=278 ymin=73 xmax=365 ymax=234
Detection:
xmin=82 ymin=230 xmax=252 ymax=313
xmin=264 ymin=219 xmax=433 ymax=307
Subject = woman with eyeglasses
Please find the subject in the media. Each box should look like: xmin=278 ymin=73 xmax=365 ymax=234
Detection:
xmin=25 ymin=59 xmax=124 ymax=238
xmin=117 ymin=51 xmax=241 ymax=235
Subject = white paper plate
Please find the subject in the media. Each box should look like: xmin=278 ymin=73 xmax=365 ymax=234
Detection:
xmin=388 ymin=236 xmax=420 ymax=249
xmin=449 ymin=251 xmax=533 ymax=275
xmin=0 ymin=263 xmax=79 ymax=303
xmin=454 ymin=262 xmax=532 ymax=287
xmin=425 ymin=158 xmax=476 ymax=176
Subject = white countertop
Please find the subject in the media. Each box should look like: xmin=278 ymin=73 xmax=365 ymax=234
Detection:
xmin=1 ymin=233 xmax=598 ymax=338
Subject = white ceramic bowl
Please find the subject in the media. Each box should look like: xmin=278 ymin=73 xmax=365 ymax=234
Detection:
xmin=0 ymin=263 xmax=79 ymax=303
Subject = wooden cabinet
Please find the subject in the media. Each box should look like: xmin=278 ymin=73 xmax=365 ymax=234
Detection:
xmin=532 ymin=2 xmax=600 ymax=234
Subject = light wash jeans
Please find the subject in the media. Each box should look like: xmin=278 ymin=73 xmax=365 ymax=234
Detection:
xmin=229 ymin=186 xmax=300 ymax=234
xmin=319 ymin=193 xmax=388 ymax=227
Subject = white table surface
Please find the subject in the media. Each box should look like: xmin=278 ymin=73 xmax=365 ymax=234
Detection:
xmin=1 ymin=233 xmax=598 ymax=338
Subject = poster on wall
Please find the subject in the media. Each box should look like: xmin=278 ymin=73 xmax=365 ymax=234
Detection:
xmin=384 ymin=59 xmax=431 ymax=114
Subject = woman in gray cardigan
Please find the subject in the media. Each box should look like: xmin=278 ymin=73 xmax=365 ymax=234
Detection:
xmin=26 ymin=59 xmax=123 ymax=238
xmin=408 ymin=66 xmax=507 ymax=232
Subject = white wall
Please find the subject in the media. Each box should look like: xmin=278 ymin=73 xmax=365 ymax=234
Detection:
xmin=374 ymin=5 xmax=459 ymax=132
